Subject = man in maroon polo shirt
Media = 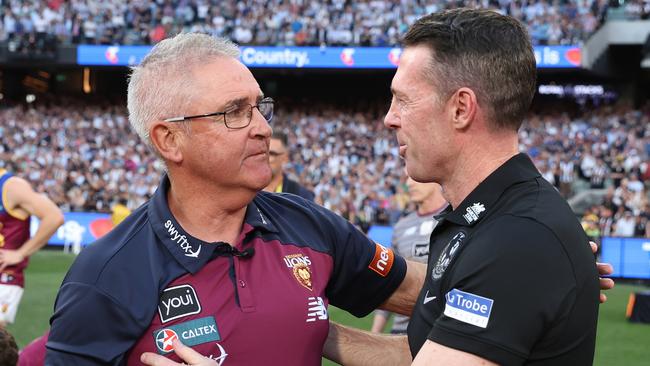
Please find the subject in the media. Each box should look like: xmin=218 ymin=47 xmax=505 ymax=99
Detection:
xmin=45 ymin=33 xmax=423 ymax=366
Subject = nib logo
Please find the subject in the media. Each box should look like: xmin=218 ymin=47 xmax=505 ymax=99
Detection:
xmin=388 ymin=48 xmax=402 ymax=66
xmin=565 ymin=48 xmax=581 ymax=66
xmin=105 ymin=46 xmax=119 ymax=64
xmin=340 ymin=48 xmax=355 ymax=66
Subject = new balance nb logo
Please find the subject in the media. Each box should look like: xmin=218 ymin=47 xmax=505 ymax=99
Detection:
xmin=306 ymin=296 xmax=328 ymax=322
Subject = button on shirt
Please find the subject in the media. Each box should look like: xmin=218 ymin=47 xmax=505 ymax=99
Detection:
xmin=407 ymin=153 xmax=600 ymax=365
xmin=46 ymin=176 xmax=406 ymax=365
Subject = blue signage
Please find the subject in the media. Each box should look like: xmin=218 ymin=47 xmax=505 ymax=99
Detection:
xmin=31 ymin=212 xmax=114 ymax=248
xmin=601 ymin=237 xmax=650 ymax=280
xmin=77 ymin=45 xmax=151 ymax=66
xmin=533 ymin=46 xmax=581 ymax=68
xmin=239 ymin=46 xmax=402 ymax=68
xmin=367 ymin=225 xmax=394 ymax=248
xmin=77 ymin=45 xmax=581 ymax=69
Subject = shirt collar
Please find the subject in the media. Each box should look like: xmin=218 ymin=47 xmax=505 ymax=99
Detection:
xmin=443 ymin=153 xmax=541 ymax=226
xmin=148 ymin=175 xmax=216 ymax=274
xmin=245 ymin=194 xmax=279 ymax=234
xmin=148 ymin=176 xmax=279 ymax=273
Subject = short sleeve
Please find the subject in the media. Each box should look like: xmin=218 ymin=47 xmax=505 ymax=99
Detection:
xmin=308 ymin=204 xmax=407 ymax=317
xmin=428 ymin=216 xmax=577 ymax=365
xmin=46 ymin=282 xmax=144 ymax=365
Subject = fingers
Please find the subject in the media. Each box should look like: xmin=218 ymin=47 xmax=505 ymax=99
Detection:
xmin=600 ymin=293 xmax=607 ymax=304
xmin=140 ymin=339 xmax=216 ymax=366
xmin=600 ymin=277 xmax=615 ymax=290
xmin=590 ymin=241 xmax=598 ymax=254
xmin=140 ymin=352 xmax=181 ymax=366
xmin=171 ymin=338 xmax=212 ymax=365
xmin=597 ymin=262 xmax=614 ymax=277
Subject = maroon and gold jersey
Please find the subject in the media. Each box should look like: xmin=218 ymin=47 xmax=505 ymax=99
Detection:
xmin=0 ymin=169 xmax=30 ymax=287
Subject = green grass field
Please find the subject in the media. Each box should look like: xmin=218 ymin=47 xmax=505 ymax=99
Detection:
xmin=7 ymin=250 xmax=650 ymax=365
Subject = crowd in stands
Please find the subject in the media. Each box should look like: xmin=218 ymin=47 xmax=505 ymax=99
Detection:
xmin=520 ymin=103 xmax=650 ymax=238
xmin=3 ymin=0 xmax=647 ymax=48
xmin=1 ymin=98 xmax=649 ymax=235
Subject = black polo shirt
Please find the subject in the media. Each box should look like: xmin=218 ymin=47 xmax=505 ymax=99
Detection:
xmin=407 ymin=153 xmax=599 ymax=365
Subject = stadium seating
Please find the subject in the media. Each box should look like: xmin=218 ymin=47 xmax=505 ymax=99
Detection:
xmin=0 ymin=100 xmax=648 ymax=233
xmin=2 ymin=0 xmax=644 ymax=47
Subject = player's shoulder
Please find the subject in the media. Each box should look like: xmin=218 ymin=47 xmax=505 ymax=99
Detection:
xmin=254 ymin=190 xmax=341 ymax=224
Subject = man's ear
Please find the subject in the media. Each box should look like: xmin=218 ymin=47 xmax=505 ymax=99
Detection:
xmin=150 ymin=121 xmax=184 ymax=164
xmin=450 ymin=87 xmax=478 ymax=130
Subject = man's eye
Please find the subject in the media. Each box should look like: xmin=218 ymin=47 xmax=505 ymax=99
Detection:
xmin=229 ymin=106 xmax=248 ymax=119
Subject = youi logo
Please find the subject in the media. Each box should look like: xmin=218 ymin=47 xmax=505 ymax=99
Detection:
xmin=444 ymin=288 xmax=494 ymax=328
xmin=158 ymin=284 xmax=202 ymax=323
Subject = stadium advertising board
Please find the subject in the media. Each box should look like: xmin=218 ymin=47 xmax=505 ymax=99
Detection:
xmin=31 ymin=212 xmax=113 ymax=249
xmin=77 ymin=45 xmax=582 ymax=69
xmin=600 ymin=236 xmax=650 ymax=280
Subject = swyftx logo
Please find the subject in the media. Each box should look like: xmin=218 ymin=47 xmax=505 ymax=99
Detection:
xmin=158 ymin=284 xmax=202 ymax=323
xmin=165 ymin=219 xmax=201 ymax=257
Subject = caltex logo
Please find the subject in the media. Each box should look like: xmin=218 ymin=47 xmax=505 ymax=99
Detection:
xmin=155 ymin=329 xmax=179 ymax=353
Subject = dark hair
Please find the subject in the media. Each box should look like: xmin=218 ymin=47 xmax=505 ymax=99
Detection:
xmin=402 ymin=8 xmax=537 ymax=131
xmin=272 ymin=128 xmax=289 ymax=147
xmin=0 ymin=328 xmax=18 ymax=366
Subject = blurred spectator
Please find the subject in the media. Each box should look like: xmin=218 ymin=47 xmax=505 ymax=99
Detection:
xmin=0 ymin=0 xmax=615 ymax=47
xmin=111 ymin=197 xmax=131 ymax=226
xmin=1 ymin=99 xmax=648 ymax=231
xmin=613 ymin=210 xmax=637 ymax=237
xmin=263 ymin=128 xmax=315 ymax=201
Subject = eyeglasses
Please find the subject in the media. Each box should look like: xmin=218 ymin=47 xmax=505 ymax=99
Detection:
xmin=163 ymin=97 xmax=274 ymax=129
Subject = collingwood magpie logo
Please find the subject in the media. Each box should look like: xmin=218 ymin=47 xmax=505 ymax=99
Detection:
xmin=432 ymin=232 xmax=466 ymax=280
xmin=463 ymin=203 xmax=486 ymax=224
xmin=165 ymin=220 xmax=201 ymax=258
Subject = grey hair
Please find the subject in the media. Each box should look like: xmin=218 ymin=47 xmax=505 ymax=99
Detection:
xmin=127 ymin=33 xmax=240 ymax=154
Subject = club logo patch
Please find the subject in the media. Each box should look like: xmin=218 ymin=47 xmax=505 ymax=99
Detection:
xmin=444 ymin=288 xmax=493 ymax=328
xmin=368 ymin=243 xmax=395 ymax=277
xmin=284 ymin=254 xmax=314 ymax=290
xmin=153 ymin=316 xmax=221 ymax=354
xmin=463 ymin=203 xmax=486 ymax=224
xmin=432 ymin=232 xmax=466 ymax=280
xmin=293 ymin=264 xmax=313 ymax=291
xmin=158 ymin=284 xmax=201 ymax=323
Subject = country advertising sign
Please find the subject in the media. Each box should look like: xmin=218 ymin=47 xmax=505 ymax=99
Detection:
xmin=77 ymin=45 xmax=582 ymax=69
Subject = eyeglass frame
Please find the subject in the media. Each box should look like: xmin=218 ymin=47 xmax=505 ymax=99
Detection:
xmin=163 ymin=97 xmax=274 ymax=129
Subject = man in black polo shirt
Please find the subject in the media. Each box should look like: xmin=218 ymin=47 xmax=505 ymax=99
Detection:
xmin=324 ymin=9 xmax=602 ymax=366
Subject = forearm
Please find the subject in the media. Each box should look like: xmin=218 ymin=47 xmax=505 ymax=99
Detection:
xmin=18 ymin=214 xmax=63 ymax=257
xmin=323 ymin=322 xmax=411 ymax=366
xmin=379 ymin=260 xmax=426 ymax=316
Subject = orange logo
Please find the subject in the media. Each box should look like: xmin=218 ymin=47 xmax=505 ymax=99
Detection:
xmin=293 ymin=264 xmax=313 ymax=291
xmin=368 ymin=243 xmax=395 ymax=277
